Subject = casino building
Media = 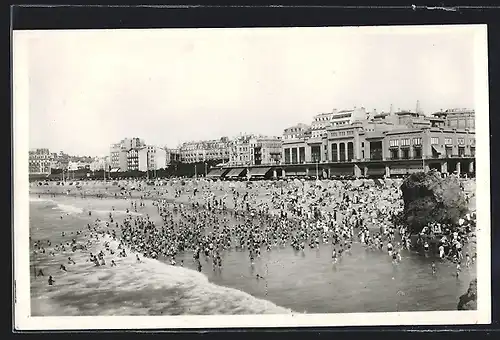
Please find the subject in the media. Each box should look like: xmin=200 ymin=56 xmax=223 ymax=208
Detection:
xmin=211 ymin=104 xmax=475 ymax=180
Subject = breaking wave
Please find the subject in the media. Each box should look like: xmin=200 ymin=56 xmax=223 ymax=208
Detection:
xmin=53 ymin=203 xmax=84 ymax=215
xmin=31 ymin=235 xmax=294 ymax=316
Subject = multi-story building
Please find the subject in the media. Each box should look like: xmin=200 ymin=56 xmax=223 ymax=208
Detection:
xmin=67 ymin=161 xmax=91 ymax=171
xmin=229 ymin=135 xmax=253 ymax=166
xmin=229 ymin=135 xmax=282 ymax=166
xmin=29 ymin=148 xmax=52 ymax=175
xmin=432 ymin=108 xmax=475 ymax=130
xmin=137 ymin=146 xmax=167 ymax=171
xmin=278 ymin=103 xmax=475 ymax=178
xmin=110 ymin=137 xmax=145 ymax=171
xmin=126 ymin=148 xmax=141 ymax=171
xmin=310 ymin=107 xmax=368 ymax=138
xmin=252 ymin=136 xmax=282 ymax=165
xmin=283 ymin=123 xmax=310 ymax=140
xmin=165 ymin=148 xmax=181 ymax=166
xmin=179 ymin=137 xmax=231 ymax=163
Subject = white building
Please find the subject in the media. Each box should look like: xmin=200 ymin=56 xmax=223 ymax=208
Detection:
xmin=310 ymin=108 xmax=367 ymax=138
xmin=110 ymin=137 xmax=145 ymax=171
xmin=137 ymin=146 xmax=167 ymax=171
xmin=67 ymin=161 xmax=91 ymax=171
xmin=29 ymin=148 xmax=52 ymax=175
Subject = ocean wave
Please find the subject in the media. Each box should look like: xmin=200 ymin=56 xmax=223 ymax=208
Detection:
xmin=31 ymin=235 xmax=293 ymax=316
xmin=53 ymin=203 xmax=84 ymax=215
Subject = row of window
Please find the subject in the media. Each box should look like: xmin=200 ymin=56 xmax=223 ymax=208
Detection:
xmin=389 ymin=138 xmax=422 ymax=147
xmin=432 ymin=137 xmax=474 ymax=145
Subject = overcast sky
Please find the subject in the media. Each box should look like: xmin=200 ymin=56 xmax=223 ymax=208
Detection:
xmin=18 ymin=25 xmax=478 ymax=157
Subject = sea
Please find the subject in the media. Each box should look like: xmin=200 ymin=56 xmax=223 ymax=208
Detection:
xmin=29 ymin=194 xmax=476 ymax=316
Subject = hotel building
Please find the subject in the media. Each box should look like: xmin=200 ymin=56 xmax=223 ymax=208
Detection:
xmin=179 ymin=137 xmax=231 ymax=164
xmin=29 ymin=148 xmax=52 ymax=175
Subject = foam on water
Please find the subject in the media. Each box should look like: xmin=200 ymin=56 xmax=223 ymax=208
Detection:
xmin=53 ymin=203 xmax=84 ymax=215
xmin=31 ymin=235 xmax=293 ymax=316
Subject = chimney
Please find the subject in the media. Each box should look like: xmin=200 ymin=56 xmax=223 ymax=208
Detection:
xmin=389 ymin=104 xmax=394 ymax=115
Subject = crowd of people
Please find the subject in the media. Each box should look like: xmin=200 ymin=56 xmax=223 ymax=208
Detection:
xmin=31 ymin=175 xmax=477 ymax=287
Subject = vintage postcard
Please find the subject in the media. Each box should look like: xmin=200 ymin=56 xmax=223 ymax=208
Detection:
xmin=13 ymin=24 xmax=491 ymax=330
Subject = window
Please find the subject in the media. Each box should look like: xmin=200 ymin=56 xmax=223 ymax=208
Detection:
xmin=470 ymin=138 xmax=475 ymax=146
xmin=431 ymin=137 xmax=440 ymax=145
xmin=401 ymin=149 xmax=410 ymax=159
xmin=401 ymin=139 xmax=410 ymax=147
xmin=390 ymin=139 xmax=399 ymax=147
xmin=390 ymin=149 xmax=399 ymax=160
xmin=413 ymin=147 xmax=422 ymax=159
xmin=458 ymin=138 xmax=465 ymax=145
xmin=458 ymin=147 xmax=465 ymax=157
xmin=445 ymin=138 xmax=452 ymax=145
xmin=413 ymin=137 xmax=422 ymax=145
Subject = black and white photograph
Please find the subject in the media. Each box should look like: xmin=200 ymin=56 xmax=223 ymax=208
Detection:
xmin=13 ymin=24 xmax=491 ymax=329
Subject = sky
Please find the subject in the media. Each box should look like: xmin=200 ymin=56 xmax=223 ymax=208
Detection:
xmin=17 ymin=25 xmax=479 ymax=157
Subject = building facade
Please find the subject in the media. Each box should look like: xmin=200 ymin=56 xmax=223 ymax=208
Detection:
xmin=126 ymin=148 xmax=141 ymax=171
xmin=138 ymin=146 xmax=167 ymax=171
xmin=432 ymin=108 xmax=475 ymax=130
xmin=29 ymin=148 xmax=52 ymax=175
xmin=68 ymin=161 xmax=91 ymax=171
xmin=228 ymin=135 xmax=282 ymax=166
xmin=165 ymin=148 xmax=181 ymax=166
xmin=179 ymin=137 xmax=231 ymax=163
xmin=110 ymin=137 xmax=145 ymax=171
xmin=279 ymin=106 xmax=475 ymax=178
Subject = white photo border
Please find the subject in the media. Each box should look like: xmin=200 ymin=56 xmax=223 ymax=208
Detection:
xmin=13 ymin=24 xmax=491 ymax=330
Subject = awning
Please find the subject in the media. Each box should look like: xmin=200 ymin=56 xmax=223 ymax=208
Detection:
xmin=432 ymin=145 xmax=444 ymax=154
xmin=206 ymin=168 xmax=225 ymax=178
xmin=366 ymin=167 xmax=386 ymax=176
xmin=286 ymin=170 xmax=307 ymax=176
xmin=390 ymin=168 xmax=408 ymax=175
xmin=248 ymin=167 xmax=271 ymax=177
xmin=225 ymin=168 xmax=245 ymax=178
xmin=330 ymin=167 xmax=354 ymax=175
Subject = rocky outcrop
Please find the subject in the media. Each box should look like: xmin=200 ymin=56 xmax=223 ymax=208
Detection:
xmin=457 ymin=278 xmax=477 ymax=310
xmin=399 ymin=170 xmax=468 ymax=234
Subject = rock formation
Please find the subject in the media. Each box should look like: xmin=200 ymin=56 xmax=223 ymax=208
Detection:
xmin=399 ymin=170 xmax=468 ymax=235
xmin=457 ymin=278 xmax=477 ymax=310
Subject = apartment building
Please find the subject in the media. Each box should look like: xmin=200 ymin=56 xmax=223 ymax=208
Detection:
xmin=179 ymin=137 xmax=231 ymax=164
xmin=110 ymin=137 xmax=145 ymax=171
xmin=29 ymin=148 xmax=52 ymax=175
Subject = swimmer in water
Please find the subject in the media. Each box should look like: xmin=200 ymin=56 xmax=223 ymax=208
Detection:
xmin=431 ymin=262 xmax=436 ymax=275
xmin=60 ymin=264 xmax=67 ymax=272
xmin=37 ymin=269 xmax=44 ymax=277
xmin=68 ymin=257 xmax=75 ymax=265
xmin=111 ymin=260 xmax=117 ymax=267
xmin=48 ymin=276 xmax=55 ymax=286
